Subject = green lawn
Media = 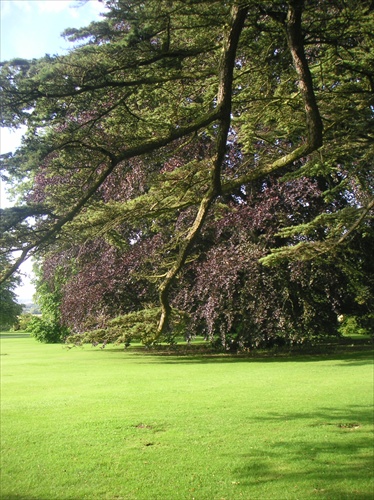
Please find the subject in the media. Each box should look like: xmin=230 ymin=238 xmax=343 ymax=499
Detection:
xmin=1 ymin=334 xmax=373 ymax=499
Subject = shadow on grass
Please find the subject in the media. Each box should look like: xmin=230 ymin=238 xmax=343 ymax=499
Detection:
xmin=245 ymin=404 xmax=374 ymax=426
xmin=0 ymin=333 xmax=30 ymax=339
xmin=87 ymin=345 xmax=374 ymax=366
xmin=1 ymin=497 xmax=41 ymax=500
xmin=235 ymin=450 xmax=373 ymax=499
xmin=233 ymin=405 xmax=374 ymax=499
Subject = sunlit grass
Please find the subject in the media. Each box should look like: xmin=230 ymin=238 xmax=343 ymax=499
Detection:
xmin=1 ymin=334 xmax=373 ymax=499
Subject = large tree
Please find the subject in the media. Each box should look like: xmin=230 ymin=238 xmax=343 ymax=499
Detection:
xmin=1 ymin=0 xmax=373 ymax=341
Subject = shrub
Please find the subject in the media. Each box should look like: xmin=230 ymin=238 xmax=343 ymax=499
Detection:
xmin=15 ymin=313 xmax=35 ymax=331
xmin=67 ymin=307 xmax=189 ymax=347
xmin=26 ymin=317 xmax=69 ymax=343
xmin=338 ymin=315 xmax=372 ymax=337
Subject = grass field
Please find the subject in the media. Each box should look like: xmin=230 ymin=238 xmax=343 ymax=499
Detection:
xmin=1 ymin=334 xmax=373 ymax=500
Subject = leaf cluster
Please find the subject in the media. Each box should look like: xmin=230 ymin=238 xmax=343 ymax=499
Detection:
xmin=66 ymin=307 xmax=189 ymax=347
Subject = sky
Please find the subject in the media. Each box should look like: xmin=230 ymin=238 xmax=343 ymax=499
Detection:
xmin=0 ymin=0 xmax=108 ymax=302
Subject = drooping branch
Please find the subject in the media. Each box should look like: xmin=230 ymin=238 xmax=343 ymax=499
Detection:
xmin=156 ymin=4 xmax=249 ymax=336
xmin=334 ymin=198 xmax=374 ymax=246
xmin=260 ymin=197 xmax=374 ymax=266
xmin=157 ymin=191 xmax=214 ymax=336
xmin=0 ymin=109 xmax=220 ymax=284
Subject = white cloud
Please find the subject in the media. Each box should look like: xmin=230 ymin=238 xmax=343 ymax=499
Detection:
xmin=36 ymin=0 xmax=75 ymax=13
xmin=0 ymin=127 xmax=25 ymax=209
xmin=35 ymin=0 xmax=105 ymax=20
xmin=35 ymin=0 xmax=90 ymax=19
xmin=1 ymin=0 xmax=106 ymax=61
xmin=1 ymin=0 xmax=105 ymax=22
xmin=2 ymin=0 xmax=87 ymax=16
xmin=86 ymin=0 xmax=106 ymax=17
xmin=0 ymin=128 xmax=24 ymax=155
xmin=1 ymin=0 xmax=32 ymax=17
xmin=0 ymin=1 xmax=11 ymax=18
xmin=14 ymin=256 xmax=36 ymax=303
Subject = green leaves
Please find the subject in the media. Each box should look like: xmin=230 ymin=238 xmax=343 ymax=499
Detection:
xmin=66 ymin=307 xmax=189 ymax=347
xmin=0 ymin=255 xmax=22 ymax=330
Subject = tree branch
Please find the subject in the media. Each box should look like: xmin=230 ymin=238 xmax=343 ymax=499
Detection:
xmin=0 ymin=109 xmax=220 ymax=284
xmin=222 ymin=0 xmax=323 ymax=193
xmin=156 ymin=4 xmax=249 ymax=336
xmin=285 ymin=0 xmax=323 ymax=149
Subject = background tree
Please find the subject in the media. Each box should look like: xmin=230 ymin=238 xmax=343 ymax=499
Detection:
xmin=0 ymin=256 xmax=23 ymax=330
xmin=1 ymin=0 xmax=373 ymax=344
xmin=24 ymin=261 xmax=70 ymax=343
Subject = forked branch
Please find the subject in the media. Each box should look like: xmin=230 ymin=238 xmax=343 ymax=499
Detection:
xmin=157 ymin=0 xmax=324 ymax=336
xmin=156 ymin=4 xmax=249 ymax=336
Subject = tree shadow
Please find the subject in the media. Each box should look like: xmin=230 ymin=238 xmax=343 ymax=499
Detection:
xmin=244 ymin=404 xmax=374 ymax=426
xmin=232 ymin=405 xmax=374 ymax=498
xmin=0 ymin=333 xmax=30 ymax=339
xmin=88 ymin=346 xmax=374 ymax=366
xmin=0 ymin=496 xmax=44 ymax=500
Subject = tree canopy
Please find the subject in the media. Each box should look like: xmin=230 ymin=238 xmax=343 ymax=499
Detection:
xmin=1 ymin=0 xmax=373 ymax=344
